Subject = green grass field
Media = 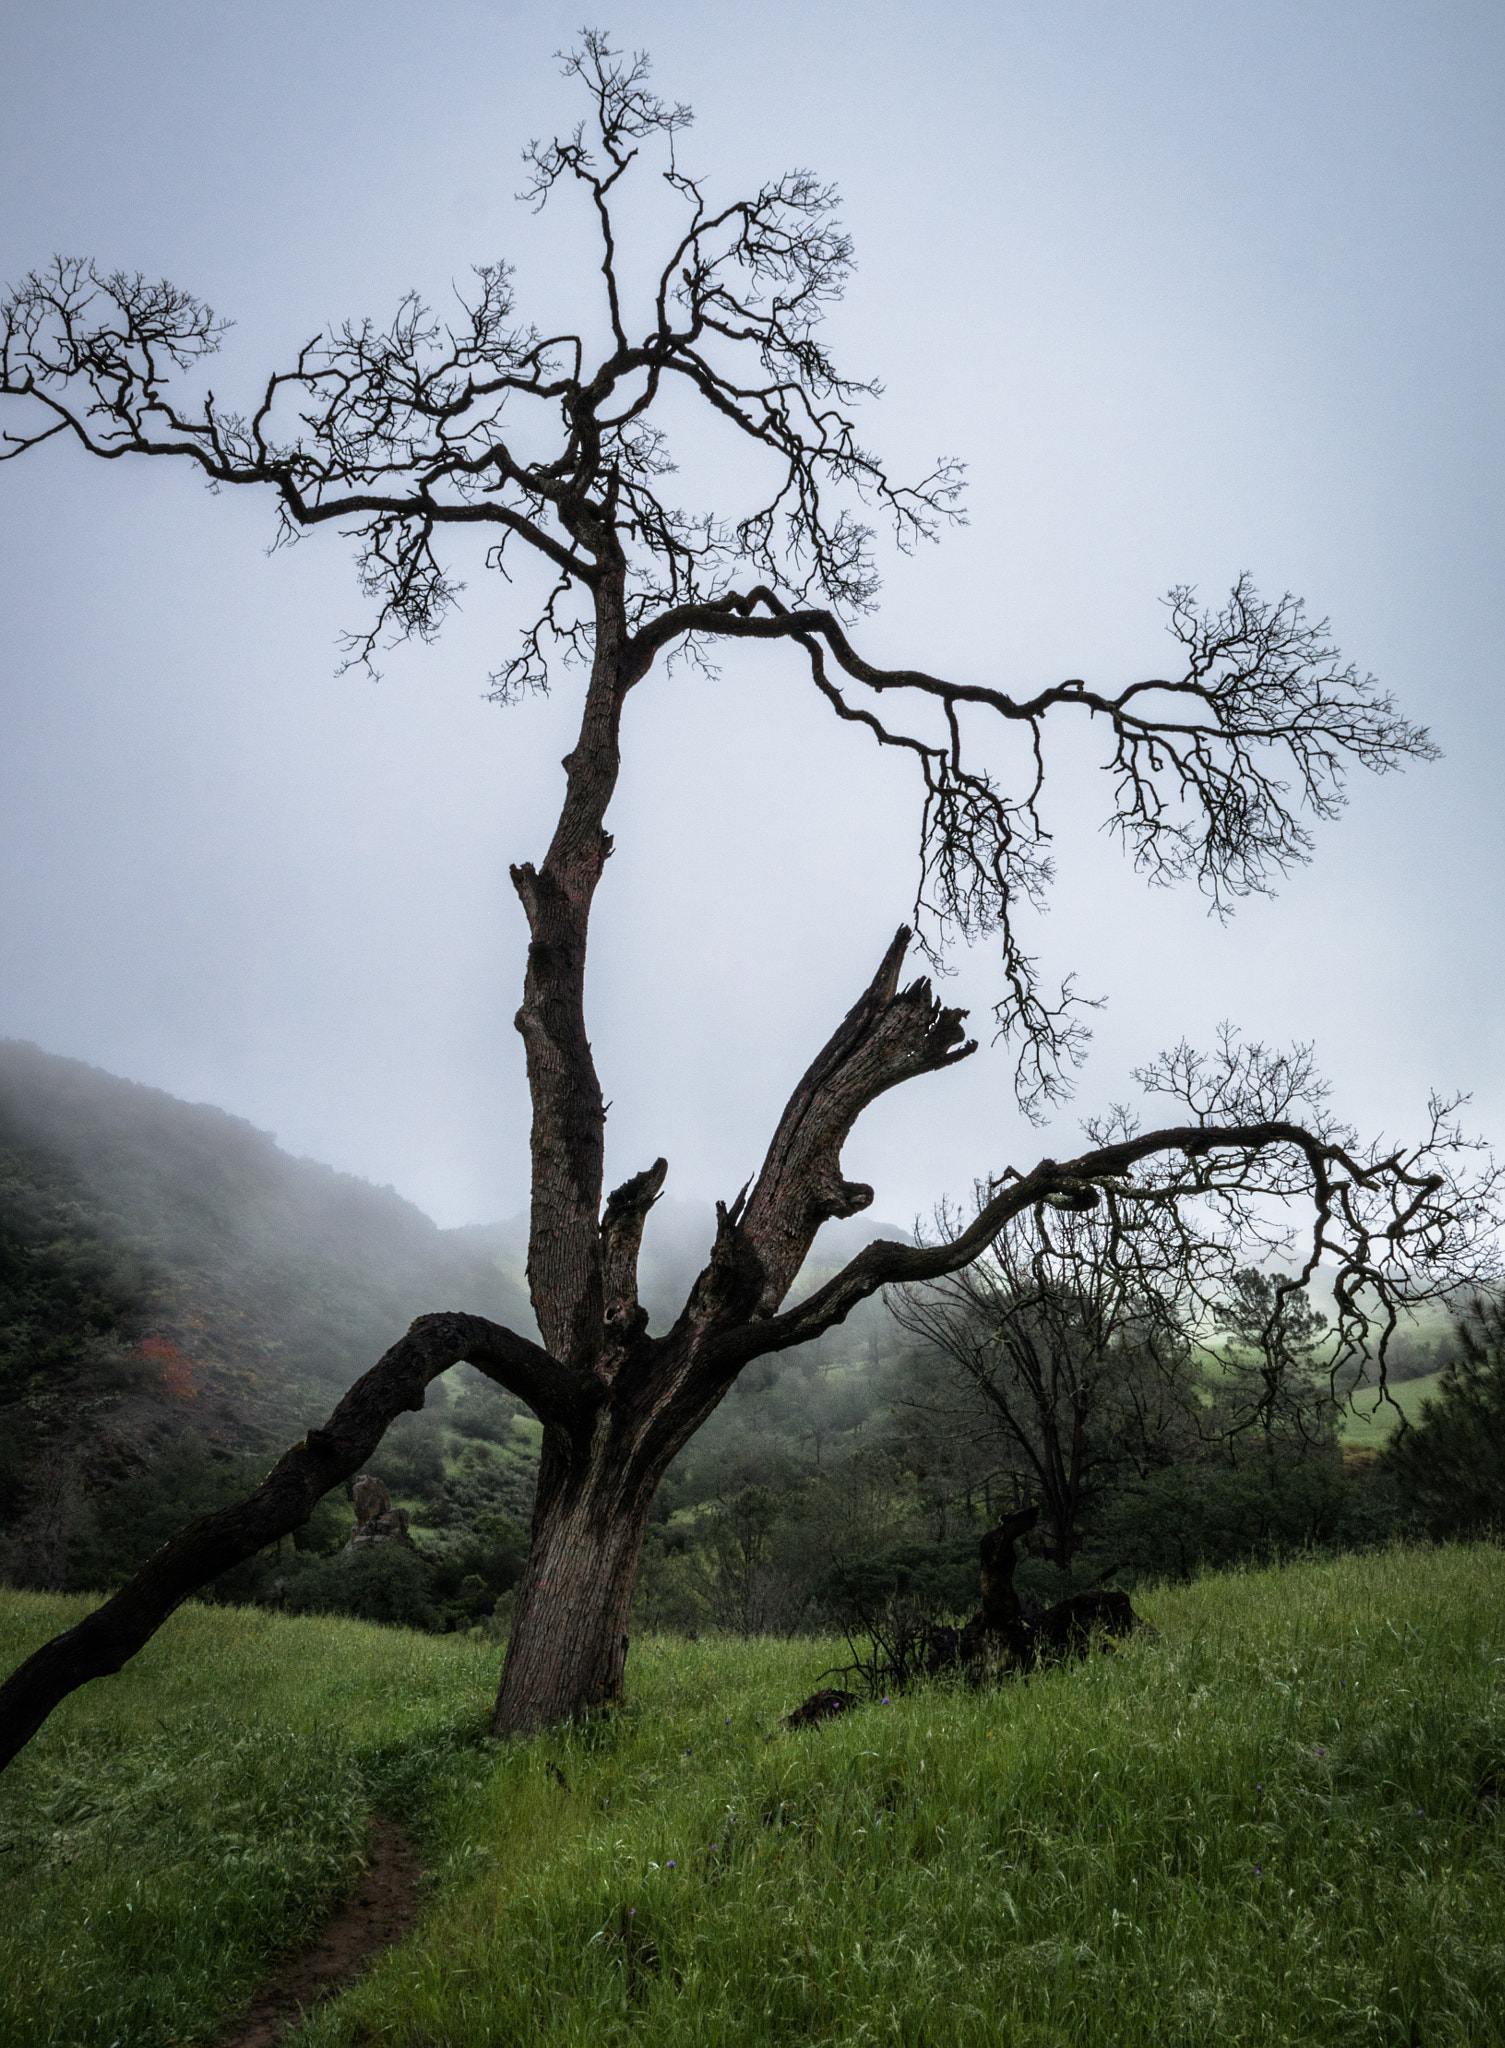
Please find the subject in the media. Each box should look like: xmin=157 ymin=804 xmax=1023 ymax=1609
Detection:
xmin=3 ymin=1544 xmax=1504 ymax=2046
xmin=1339 ymin=1372 xmax=1446 ymax=1449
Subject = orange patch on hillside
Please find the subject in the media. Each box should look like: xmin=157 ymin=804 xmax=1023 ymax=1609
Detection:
xmin=134 ymin=1333 xmax=198 ymax=1400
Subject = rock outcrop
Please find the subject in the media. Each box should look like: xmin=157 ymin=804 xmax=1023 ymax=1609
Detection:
xmin=344 ymin=1474 xmax=412 ymax=1551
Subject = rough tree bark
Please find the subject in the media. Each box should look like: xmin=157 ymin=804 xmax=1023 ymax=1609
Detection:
xmin=0 ymin=34 xmax=1492 ymax=1771
xmin=491 ymin=923 xmax=975 ymax=1733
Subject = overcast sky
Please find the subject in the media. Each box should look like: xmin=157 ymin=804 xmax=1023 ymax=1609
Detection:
xmin=1 ymin=0 xmax=1501 ymax=1243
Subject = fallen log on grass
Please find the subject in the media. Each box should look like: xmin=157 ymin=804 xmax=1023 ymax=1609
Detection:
xmin=785 ymin=1508 xmax=1152 ymax=1727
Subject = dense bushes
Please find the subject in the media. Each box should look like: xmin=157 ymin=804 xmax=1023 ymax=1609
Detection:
xmin=0 ymin=1115 xmax=152 ymax=1406
xmin=1102 ymin=1449 xmax=1406 ymax=1580
xmin=635 ymin=1439 xmax=1408 ymax=1637
xmin=809 ymin=1534 xmax=983 ymax=1620
xmin=67 ymin=1437 xmax=279 ymax=1596
xmin=50 ymin=1423 xmax=531 ymax=1635
xmin=275 ymin=1512 xmax=528 ymax=1634
xmin=282 ymin=1545 xmax=442 ymax=1629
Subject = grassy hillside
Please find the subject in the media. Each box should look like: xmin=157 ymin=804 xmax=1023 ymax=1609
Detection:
xmin=0 ymin=1039 xmax=1475 ymax=1644
xmin=4 ymin=1544 xmax=1503 ymax=2046
xmin=1340 ymin=1370 xmax=1447 ymax=1449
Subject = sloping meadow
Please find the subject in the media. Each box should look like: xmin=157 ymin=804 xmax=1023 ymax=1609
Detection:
xmin=3 ymin=1546 xmax=1504 ymax=2046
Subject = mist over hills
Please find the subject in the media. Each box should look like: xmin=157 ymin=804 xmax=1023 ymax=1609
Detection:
xmin=0 ymin=1041 xmax=910 ymax=1591
xmin=0 ymin=1038 xmax=537 ymax=1365
xmin=0 ymin=1040 xmax=536 ymax=1582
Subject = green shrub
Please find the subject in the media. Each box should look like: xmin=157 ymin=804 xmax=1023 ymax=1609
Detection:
xmin=1103 ymin=1448 xmax=1405 ymax=1580
xmin=283 ymin=1544 xmax=442 ymax=1630
xmin=424 ymin=1512 xmax=528 ymax=1630
xmin=68 ymin=1437 xmax=276 ymax=1591
xmin=811 ymin=1532 xmax=982 ymax=1619
xmin=1384 ymin=1294 xmax=1505 ymax=1536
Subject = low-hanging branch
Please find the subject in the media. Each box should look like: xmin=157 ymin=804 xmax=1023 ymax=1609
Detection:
xmin=0 ymin=1312 xmax=589 ymax=1771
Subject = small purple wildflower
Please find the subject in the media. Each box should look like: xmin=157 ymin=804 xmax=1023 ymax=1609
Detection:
xmin=630 ymin=1908 xmax=636 ymax=1916
xmin=667 ymin=1860 xmax=676 ymax=1868
xmin=881 ymin=1697 xmax=890 ymax=1705
xmin=1255 ymin=1864 xmax=1262 ymax=1876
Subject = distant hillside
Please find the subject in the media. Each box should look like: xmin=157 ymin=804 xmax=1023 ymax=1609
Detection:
xmin=0 ymin=1042 xmax=928 ymax=1603
xmin=0 ymin=1041 xmax=533 ymax=1585
xmin=1338 ymin=1367 xmax=1448 ymax=1449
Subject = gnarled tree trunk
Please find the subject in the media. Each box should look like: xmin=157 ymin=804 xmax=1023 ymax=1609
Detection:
xmin=490 ymin=862 xmax=979 ymax=1733
xmin=488 ymin=1431 xmax=652 ymax=1733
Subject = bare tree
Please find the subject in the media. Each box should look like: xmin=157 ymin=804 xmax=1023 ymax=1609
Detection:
xmin=0 ymin=35 xmax=1495 ymax=1769
xmin=680 ymin=1485 xmax=801 ymax=1638
xmin=890 ymin=1196 xmax=1208 ymax=1571
xmin=1210 ymin=1265 xmax=1341 ymax=1456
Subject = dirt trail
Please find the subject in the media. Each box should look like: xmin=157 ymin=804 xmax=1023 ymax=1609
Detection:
xmin=216 ymin=1816 xmax=424 ymax=2047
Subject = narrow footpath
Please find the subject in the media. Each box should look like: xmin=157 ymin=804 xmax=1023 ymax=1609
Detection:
xmin=216 ymin=1816 xmax=424 ymax=2047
